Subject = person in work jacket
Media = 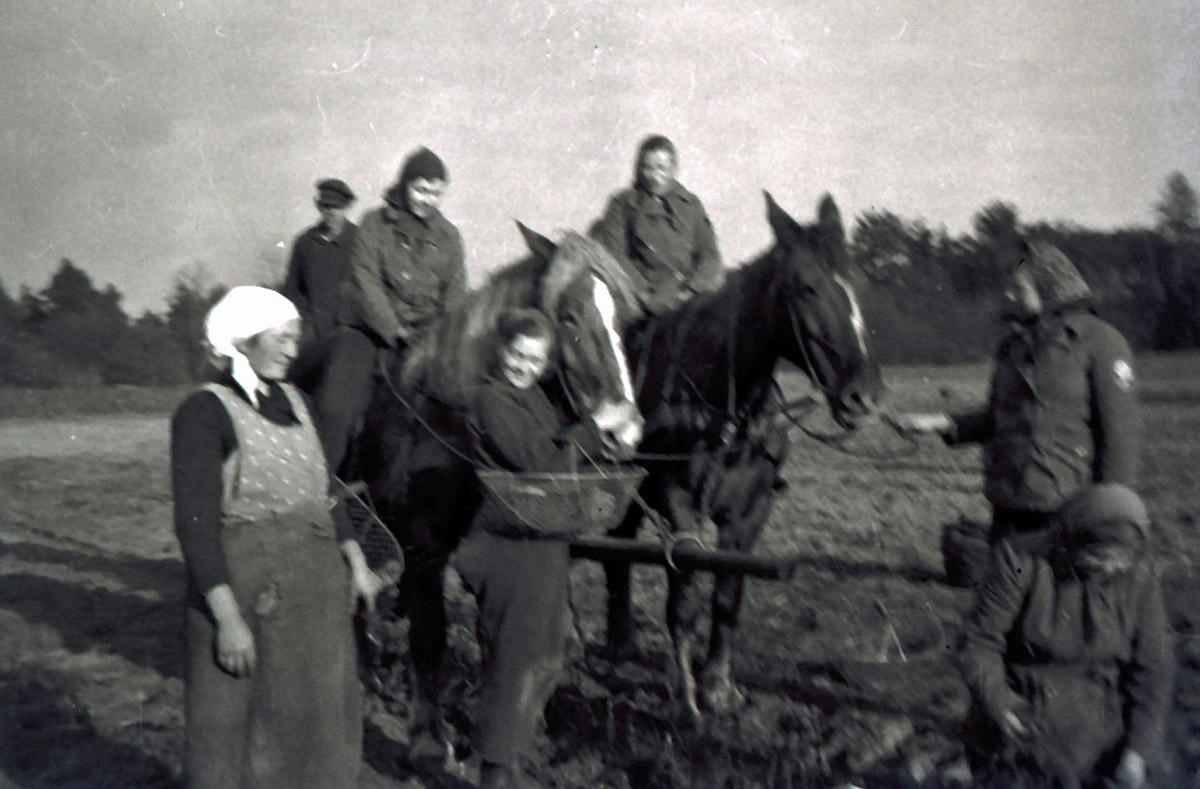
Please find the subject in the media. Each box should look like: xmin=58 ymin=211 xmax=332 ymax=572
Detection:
xmin=282 ymin=178 xmax=358 ymax=391
xmin=314 ymin=147 xmax=467 ymax=476
xmin=452 ymin=308 xmax=609 ymax=789
xmin=958 ymin=483 xmax=1173 ymax=788
xmin=589 ymin=134 xmax=725 ymax=317
xmin=171 ymin=286 xmax=383 ymax=789
xmin=892 ymin=240 xmax=1141 ymax=573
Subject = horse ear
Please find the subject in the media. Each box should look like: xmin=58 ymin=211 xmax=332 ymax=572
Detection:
xmin=817 ymin=194 xmax=844 ymax=245
xmin=764 ymin=191 xmax=802 ymax=248
xmin=516 ymin=221 xmax=557 ymax=262
xmin=817 ymin=194 xmax=850 ymax=272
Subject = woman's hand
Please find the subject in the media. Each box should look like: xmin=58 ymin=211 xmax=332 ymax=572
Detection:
xmin=214 ymin=614 xmax=257 ymax=677
xmin=204 ymin=584 xmax=256 ymax=677
xmin=341 ymin=539 xmax=384 ymax=614
xmin=351 ymin=565 xmax=386 ymax=615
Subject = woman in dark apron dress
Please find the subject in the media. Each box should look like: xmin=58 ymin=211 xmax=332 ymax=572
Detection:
xmin=171 ymin=286 xmax=384 ymax=789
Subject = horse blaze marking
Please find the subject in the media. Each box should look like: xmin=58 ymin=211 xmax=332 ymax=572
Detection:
xmin=591 ymin=275 xmax=635 ymax=403
xmin=835 ymin=274 xmax=869 ymax=357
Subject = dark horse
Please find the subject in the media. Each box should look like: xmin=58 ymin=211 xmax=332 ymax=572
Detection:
xmin=354 ymin=229 xmax=644 ymax=748
xmin=602 ymin=192 xmax=884 ymax=721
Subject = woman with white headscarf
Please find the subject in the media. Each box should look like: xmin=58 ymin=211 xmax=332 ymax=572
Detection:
xmin=170 ymin=286 xmax=382 ymax=789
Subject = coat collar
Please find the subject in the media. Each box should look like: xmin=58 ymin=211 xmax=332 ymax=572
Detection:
xmin=632 ymin=180 xmax=692 ymax=210
xmin=384 ymin=202 xmax=444 ymax=231
xmin=310 ymin=219 xmax=355 ymax=245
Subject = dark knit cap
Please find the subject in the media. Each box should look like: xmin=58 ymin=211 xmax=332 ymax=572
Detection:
xmin=399 ymin=147 xmax=447 ymax=187
xmin=636 ymin=134 xmax=677 ymax=161
xmin=1014 ymin=240 xmax=1092 ymax=311
xmin=385 ymin=147 xmax=448 ymax=207
xmin=315 ymin=178 xmax=355 ymax=208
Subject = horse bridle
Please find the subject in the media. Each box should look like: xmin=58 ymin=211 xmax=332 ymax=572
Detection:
xmin=779 ymin=293 xmax=919 ymax=459
xmin=641 ymin=273 xmax=916 ymax=461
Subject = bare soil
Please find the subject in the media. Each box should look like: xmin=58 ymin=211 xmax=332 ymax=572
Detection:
xmin=1 ymin=355 xmax=1197 ymax=787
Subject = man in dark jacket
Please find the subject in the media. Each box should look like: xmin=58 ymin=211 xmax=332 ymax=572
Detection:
xmin=893 ymin=241 xmax=1141 ymax=568
xmin=314 ymin=147 xmax=467 ymax=476
xmin=590 ymin=134 xmax=724 ymax=316
xmin=283 ymin=178 xmax=357 ymax=390
xmin=958 ymin=484 xmax=1173 ymax=788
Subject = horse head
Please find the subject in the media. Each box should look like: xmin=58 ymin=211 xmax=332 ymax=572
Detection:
xmin=516 ymin=223 xmax=644 ymax=457
xmin=765 ymin=192 xmax=883 ymax=430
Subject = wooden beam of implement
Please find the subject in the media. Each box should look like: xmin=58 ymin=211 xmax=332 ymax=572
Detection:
xmin=566 ymin=537 xmax=801 ymax=580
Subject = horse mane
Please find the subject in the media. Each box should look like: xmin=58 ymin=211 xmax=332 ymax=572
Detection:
xmin=541 ymin=232 xmax=644 ymax=325
xmin=400 ymin=255 xmax=546 ymax=410
xmin=398 ymin=231 xmax=639 ymax=411
xmin=628 ymin=245 xmax=786 ymax=413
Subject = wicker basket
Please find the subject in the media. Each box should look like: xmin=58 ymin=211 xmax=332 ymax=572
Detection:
xmin=344 ymin=493 xmax=405 ymax=584
xmin=476 ymin=466 xmax=648 ymax=538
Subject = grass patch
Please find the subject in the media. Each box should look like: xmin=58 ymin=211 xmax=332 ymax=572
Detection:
xmin=0 ymin=386 xmax=188 ymax=421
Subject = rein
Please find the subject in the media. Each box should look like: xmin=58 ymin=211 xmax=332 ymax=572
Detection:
xmin=378 ymin=354 xmax=698 ymax=569
xmin=772 ymin=383 xmax=919 ymax=461
xmin=779 ymin=287 xmax=918 ymax=460
xmin=377 ymin=356 xmax=482 ymax=467
xmin=630 ymin=280 xmax=916 ymax=464
xmin=629 ymin=287 xmax=846 ymax=460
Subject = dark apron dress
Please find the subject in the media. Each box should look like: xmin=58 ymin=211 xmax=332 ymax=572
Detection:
xmin=184 ymin=383 xmax=360 ymax=789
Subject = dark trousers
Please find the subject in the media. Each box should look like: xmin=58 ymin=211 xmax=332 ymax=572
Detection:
xmin=314 ymin=328 xmax=382 ymax=477
xmin=452 ymin=527 xmax=572 ymax=766
xmin=287 ymin=331 xmax=332 ymax=395
xmin=184 ymin=510 xmax=360 ymax=789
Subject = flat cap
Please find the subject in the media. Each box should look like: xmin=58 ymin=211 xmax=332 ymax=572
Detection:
xmin=315 ymin=178 xmax=356 ymax=207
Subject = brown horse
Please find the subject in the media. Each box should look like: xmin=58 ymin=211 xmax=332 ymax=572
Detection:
xmin=355 ymin=228 xmax=643 ymax=750
xmin=601 ymin=192 xmax=884 ymax=721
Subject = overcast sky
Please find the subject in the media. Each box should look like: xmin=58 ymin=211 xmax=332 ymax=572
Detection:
xmin=2 ymin=0 xmax=1197 ymax=314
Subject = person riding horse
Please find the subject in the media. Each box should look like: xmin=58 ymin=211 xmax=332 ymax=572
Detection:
xmin=314 ymin=147 xmax=466 ymax=478
xmin=599 ymin=193 xmax=883 ymax=721
xmin=590 ymin=134 xmax=725 ymax=317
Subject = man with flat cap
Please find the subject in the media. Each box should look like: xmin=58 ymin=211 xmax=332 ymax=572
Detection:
xmin=316 ymin=147 xmax=466 ymax=477
xmin=284 ymin=178 xmax=358 ymax=391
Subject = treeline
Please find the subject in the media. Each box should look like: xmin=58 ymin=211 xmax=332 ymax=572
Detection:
xmin=854 ymin=172 xmax=1200 ymax=363
xmin=1 ymin=174 xmax=1198 ymax=386
xmin=0 ymin=262 xmax=227 ymax=387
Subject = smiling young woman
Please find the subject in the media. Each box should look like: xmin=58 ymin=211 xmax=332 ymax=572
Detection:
xmin=453 ymin=307 xmax=612 ymax=788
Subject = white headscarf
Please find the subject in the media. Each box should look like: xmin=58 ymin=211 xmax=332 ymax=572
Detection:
xmin=204 ymin=286 xmax=299 ymax=406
